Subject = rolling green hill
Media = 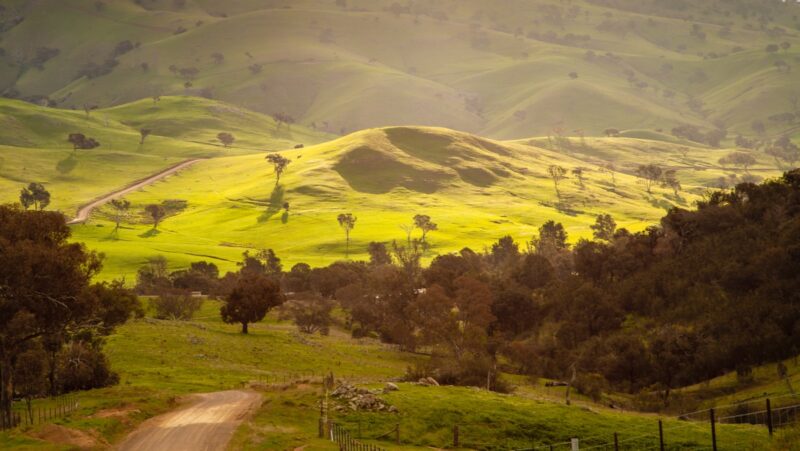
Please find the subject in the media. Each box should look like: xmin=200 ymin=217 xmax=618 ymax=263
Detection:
xmin=1 ymin=0 xmax=799 ymax=139
xmin=0 ymin=96 xmax=331 ymax=214
xmin=0 ymin=95 xmax=784 ymax=280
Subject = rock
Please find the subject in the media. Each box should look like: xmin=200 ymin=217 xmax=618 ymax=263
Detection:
xmin=330 ymin=382 xmax=397 ymax=412
xmin=384 ymin=382 xmax=399 ymax=392
xmin=418 ymin=377 xmax=439 ymax=386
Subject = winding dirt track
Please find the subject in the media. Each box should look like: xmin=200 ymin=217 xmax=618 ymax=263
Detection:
xmin=116 ymin=390 xmax=262 ymax=451
xmin=67 ymin=159 xmax=203 ymax=225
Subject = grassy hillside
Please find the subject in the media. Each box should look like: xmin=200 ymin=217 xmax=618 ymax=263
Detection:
xmin=1 ymin=0 xmax=799 ymax=138
xmin=0 ymin=96 xmax=330 ymax=214
xmin=69 ymin=124 xmax=781 ymax=280
xmin=0 ymin=300 xmax=779 ymax=450
xmin=0 ymin=95 xmax=782 ymax=280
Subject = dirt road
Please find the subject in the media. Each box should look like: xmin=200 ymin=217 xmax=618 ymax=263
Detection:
xmin=67 ymin=158 xmax=203 ymax=225
xmin=117 ymin=390 xmax=261 ymax=451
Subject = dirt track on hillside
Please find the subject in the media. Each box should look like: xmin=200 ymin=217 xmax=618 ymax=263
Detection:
xmin=116 ymin=390 xmax=261 ymax=451
xmin=67 ymin=159 xmax=202 ymax=225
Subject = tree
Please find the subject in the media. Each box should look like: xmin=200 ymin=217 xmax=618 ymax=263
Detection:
xmin=221 ymin=273 xmax=284 ymax=333
xmin=408 ymin=276 xmax=495 ymax=364
xmin=367 ymin=241 xmax=392 ymax=266
xmin=399 ymin=222 xmax=415 ymax=244
xmin=719 ymin=152 xmax=757 ymax=173
xmin=635 ymin=164 xmax=663 ymax=194
xmin=413 ymin=214 xmax=438 ymax=243
xmin=217 ymin=132 xmax=235 ymax=148
xmin=109 ymin=198 xmax=130 ymax=231
xmin=139 ymin=128 xmax=151 ymax=145
xmin=144 ymin=204 xmax=166 ymax=230
xmin=272 ymin=112 xmax=296 ymax=130
xmin=781 ymin=41 xmax=792 ymax=53
xmin=282 ymin=298 xmax=333 ymax=335
xmin=590 ymin=214 xmax=616 ymax=241
xmin=19 ymin=183 xmax=50 ymax=210
xmin=83 ymin=103 xmax=97 ymax=118
xmin=531 ymin=221 xmax=568 ymax=256
xmin=572 ymin=167 xmax=586 ymax=189
xmin=67 ymin=133 xmax=100 ymax=150
xmin=662 ymin=169 xmax=681 ymax=195
xmin=337 ymin=213 xmax=357 ymax=258
xmin=766 ymin=135 xmax=799 ymax=168
xmin=547 ymin=165 xmax=568 ymax=198
xmin=0 ymin=205 xmax=134 ymax=422
xmin=211 ymin=52 xmax=224 ymax=64
xmin=766 ymin=44 xmax=779 ymax=53
xmin=265 ymin=153 xmax=291 ymax=185
xmin=603 ymin=128 xmax=621 ymax=137
xmin=600 ymin=162 xmax=617 ymax=189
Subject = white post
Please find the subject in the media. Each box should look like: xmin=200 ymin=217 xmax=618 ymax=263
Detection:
xmin=571 ymin=438 xmax=580 ymax=450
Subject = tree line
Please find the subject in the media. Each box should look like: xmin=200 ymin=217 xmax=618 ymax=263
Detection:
xmin=134 ymin=170 xmax=800 ymax=410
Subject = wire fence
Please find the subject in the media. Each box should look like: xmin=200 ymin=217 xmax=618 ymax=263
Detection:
xmin=0 ymin=394 xmax=79 ymax=431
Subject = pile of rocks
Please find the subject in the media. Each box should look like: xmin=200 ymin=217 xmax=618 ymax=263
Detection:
xmin=330 ymin=383 xmax=398 ymax=412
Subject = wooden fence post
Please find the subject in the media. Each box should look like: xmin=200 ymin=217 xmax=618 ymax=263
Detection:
xmin=453 ymin=424 xmax=459 ymax=447
xmin=395 ymin=423 xmax=400 ymax=444
xmin=767 ymin=398 xmax=774 ymax=437
xmin=710 ymin=408 xmax=717 ymax=451
xmin=658 ymin=419 xmax=664 ymax=451
xmin=614 ymin=432 xmax=619 ymax=451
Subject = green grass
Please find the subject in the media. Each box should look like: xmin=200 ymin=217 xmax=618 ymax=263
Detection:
xmin=1 ymin=0 xmax=799 ymax=138
xmin=0 ymin=96 xmax=331 ymax=215
xmin=0 ymin=297 xmax=783 ymax=450
xmin=67 ymin=124 xmax=782 ymax=280
xmin=0 ymin=95 xmax=784 ymax=281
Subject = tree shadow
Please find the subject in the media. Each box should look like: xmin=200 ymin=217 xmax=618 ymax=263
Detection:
xmin=257 ymin=184 xmax=285 ymax=223
xmin=139 ymin=228 xmax=161 ymax=238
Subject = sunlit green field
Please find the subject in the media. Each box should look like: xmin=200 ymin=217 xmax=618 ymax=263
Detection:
xmin=0 ymin=97 xmax=783 ymax=280
xmin=0 ymin=300 xmax=780 ymax=450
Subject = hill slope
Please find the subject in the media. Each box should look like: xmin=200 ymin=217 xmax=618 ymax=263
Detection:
xmin=67 ymin=123 xmax=781 ymax=280
xmin=1 ymin=0 xmax=799 ymax=139
xmin=0 ymin=96 xmax=331 ymax=213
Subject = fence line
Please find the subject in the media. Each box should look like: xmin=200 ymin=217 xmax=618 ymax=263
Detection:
xmin=328 ymin=421 xmax=391 ymax=451
xmin=0 ymin=394 xmax=79 ymax=431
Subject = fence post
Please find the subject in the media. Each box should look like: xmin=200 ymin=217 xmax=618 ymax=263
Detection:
xmin=571 ymin=437 xmax=579 ymax=450
xmin=319 ymin=417 xmax=324 ymax=438
xmin=614 ymin=432 xmax=619 ymax=451
xmin=710 ymin=408 xmax=717 ymax=451
xmin=453 ymin=424 xmax=459 ymax=448
xmin=767 ymin=398 xmax=774 ymax=437
xmin=395 ymin=423 xmax=400 ymax=444
xmin=658 ymin=419 xmax=664 ymax=451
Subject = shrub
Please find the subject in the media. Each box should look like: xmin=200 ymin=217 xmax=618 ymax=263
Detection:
xmin=574 ymin=372 xmax=608 ymax=402
xmin=57 ymin=341 xmax=120 ymax=392
xmin=150 ymin=293 xmax=203 ymax=320
xmin=280 ymin=298 xmax=333 ymax=335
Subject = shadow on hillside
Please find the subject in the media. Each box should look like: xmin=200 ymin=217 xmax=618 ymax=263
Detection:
xmin=258 ymin=184 xmax=285 ymax=223
xmin=648 ymin=196 xmax=674 ymax=212
xmin=334 ymin=146 xmax=449 ymax=194
xmin=139 ymin=228 xmax=161 ymax=238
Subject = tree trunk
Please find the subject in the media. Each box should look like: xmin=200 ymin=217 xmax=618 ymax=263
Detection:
xmin=241 ymin=322 xmax=249 ymax=334
xmin=0 ymin=357 xmax=13 ymax=425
